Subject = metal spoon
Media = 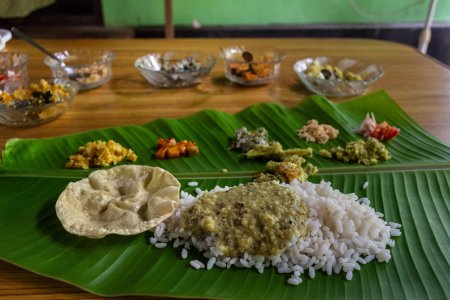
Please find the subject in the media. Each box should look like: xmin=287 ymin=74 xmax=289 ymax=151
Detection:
xmin=11 ymin=27 xmax=66 ymax=68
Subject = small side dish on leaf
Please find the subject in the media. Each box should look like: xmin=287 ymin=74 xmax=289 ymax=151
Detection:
xmin=358 ymin=113 xmax=400 ymax=141
xmin=155 ymin=138 xmax=200 ymax=159
xmin=319 ymin=138 xmax=391 ymax=165
xmin=230 ymin=127 xmax=317 ymax=183
xmin=297 ymin=119 xmax=339 ymax=144
xmin=65 ymin=140 xmax=137 ymax=169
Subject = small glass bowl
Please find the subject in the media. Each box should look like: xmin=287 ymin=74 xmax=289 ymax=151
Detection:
xmin=0 ymin=78 xmax=80 ymax=127
xmin=135 ymin=52 xmax=216 ymax=88
xmin=44 ymin=49 xmax=114 ymax=91
xmin=293 ymin=57 xmax=384 ymax=98
xmin=221 ymin=46 xmax=286 ymax=86
xmin=0 ymin=52 xmax=29 ymax=92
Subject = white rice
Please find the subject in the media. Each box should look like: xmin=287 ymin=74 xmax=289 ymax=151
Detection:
xmin=188 ymin=181 xmax=199 ymax=187
xmin=346 ymin=271 xmax=353 ymax=280
xmin=154 ymin=242 xmax=167 ymax=249
xmin=207 ymin=257 xmax=217 ymax=270
xmin=151 ymin=180 xmax=401 ymax=285
xmin=181 ymin=248 xmax=188 ymax=259
xmin=362 ymin=181 xmax=369 ymax=189
xmin=287 ymin=276 xmax=302 ymax=285
xmin=190 ymin=260 xmax=205 ymax=269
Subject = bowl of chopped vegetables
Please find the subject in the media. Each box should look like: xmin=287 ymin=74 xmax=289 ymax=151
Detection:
xmin=44 ymin=49 xmax=114 ymax=91
xmin=293 ymin=57 xmax=384 ymax=98
xmin=135 ymin=52 xmax=216 ymax=88
xmin=0 ymin=78 xmax=80 ymax=127
xmin=221 ymin=46 xmax=286 ymax=86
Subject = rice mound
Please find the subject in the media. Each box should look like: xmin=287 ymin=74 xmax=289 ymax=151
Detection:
xmin=150 ymin=180 xmax=401 ymax=285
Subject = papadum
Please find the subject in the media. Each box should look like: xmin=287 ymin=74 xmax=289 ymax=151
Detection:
xmin=55 ymin=165 xmax=180 ymax=238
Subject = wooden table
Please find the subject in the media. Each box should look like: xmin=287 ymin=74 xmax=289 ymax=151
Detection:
xmin=1 ymin=38 xmax=449 ymax=299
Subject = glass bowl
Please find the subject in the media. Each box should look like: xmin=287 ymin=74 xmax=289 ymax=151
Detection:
xmin=135 ymin=52 xmax=216 ymax=88
xmin=0 ymin=78 xmax=80 ymax=127
xmin=0 ymin=52 xmax=29 ymax=92
xmin=293 ymin=57 xmax=384 ymax=98
xmin=221 ymin=46 xmax=286 ymax=86
xmin=44 ymin=49 xmax=114 ymax=91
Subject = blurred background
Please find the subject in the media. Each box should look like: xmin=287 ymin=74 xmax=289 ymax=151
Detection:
xmin=0 ymin=0 xmax=448 ymax=66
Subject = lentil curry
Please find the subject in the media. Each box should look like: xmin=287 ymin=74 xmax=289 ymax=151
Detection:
xmin=181 ymin=181 xmax=308 ymax=256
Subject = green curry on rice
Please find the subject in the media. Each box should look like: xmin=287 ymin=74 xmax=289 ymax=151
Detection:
xmin=180 ymin=181 xmax=308 ymax=257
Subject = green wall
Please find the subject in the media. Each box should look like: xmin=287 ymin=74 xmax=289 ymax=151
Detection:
xmin=102 ymin=0 xmax=450 ymax=27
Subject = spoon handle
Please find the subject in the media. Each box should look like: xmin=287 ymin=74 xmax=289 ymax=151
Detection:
xmin=11 ymin=27 xmax=62 ymax=63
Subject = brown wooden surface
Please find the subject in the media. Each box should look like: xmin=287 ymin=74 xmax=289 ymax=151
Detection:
xmin=0 ymin=38 xmax=450 ymax=299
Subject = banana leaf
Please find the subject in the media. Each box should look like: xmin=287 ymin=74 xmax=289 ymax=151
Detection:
xmin=0 ymin=90 xmax=449 ymax=299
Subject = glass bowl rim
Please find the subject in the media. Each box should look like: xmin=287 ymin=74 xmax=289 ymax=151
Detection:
xmin=134 ymin=51 xmax=217 ymax=73
xmin=221 ymin=45 xmax=287 ymax=64
xmin=44 ymin=49 xmax=115 ymax=69
xmin=0 ymin=52 xmax=29 ymax=70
